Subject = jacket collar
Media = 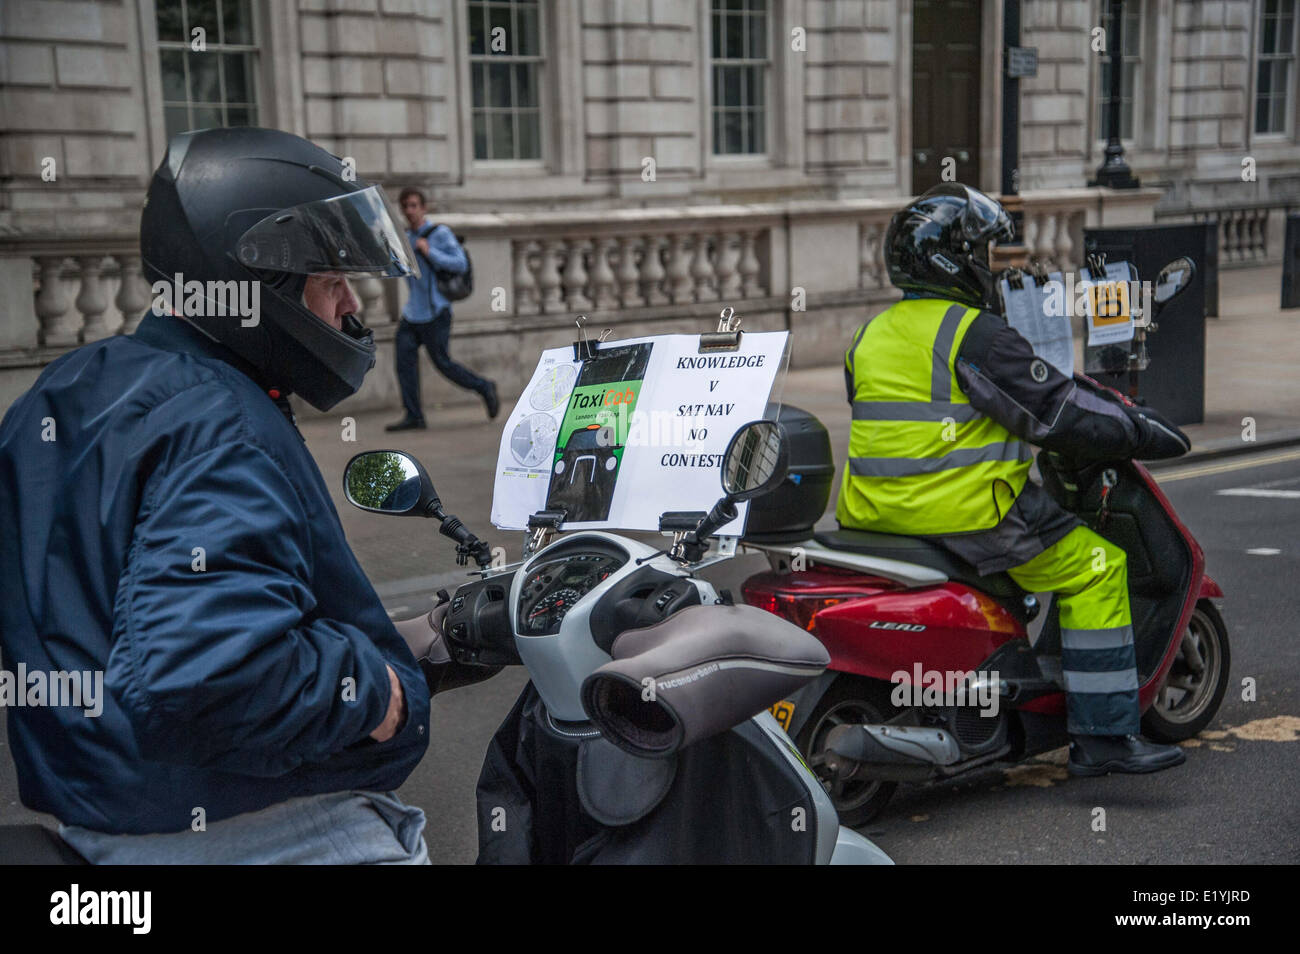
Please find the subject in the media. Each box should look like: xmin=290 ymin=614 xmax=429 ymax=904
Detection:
xmin=132 ymin=310 xmax=260 ymax=376
xmin=131 ymin=311 xmax=301 ymax=431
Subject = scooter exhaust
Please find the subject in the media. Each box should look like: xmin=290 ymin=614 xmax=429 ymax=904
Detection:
xmin=823 ymin=723 xmax=962 ymax=782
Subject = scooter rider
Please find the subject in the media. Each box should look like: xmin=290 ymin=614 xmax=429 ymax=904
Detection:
xmin=836 ymin=183 xmax=1189 ymax=776
xmin=0 ymin=128 xmax=437 ymax=862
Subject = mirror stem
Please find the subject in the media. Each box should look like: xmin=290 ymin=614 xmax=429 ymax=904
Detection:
xmin=437 ymin=513 xmax=494 ymax=569
xmin=675 ymin=496 xmax=738 ymax=562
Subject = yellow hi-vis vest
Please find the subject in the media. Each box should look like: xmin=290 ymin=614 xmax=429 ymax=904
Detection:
xmin=834 ymin=297 xmax=1033 ymax=535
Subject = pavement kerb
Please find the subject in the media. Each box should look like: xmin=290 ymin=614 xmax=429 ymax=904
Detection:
xmin=1146 ymin=429 xmax=1300 ymax=470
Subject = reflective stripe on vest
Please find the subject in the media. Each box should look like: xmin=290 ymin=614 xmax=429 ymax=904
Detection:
xmin=851 ymin=401 xmax=983 ymax=422
xmin=930 ymin=304 xmax=966 ymax=401
xmin=836 ymin=297 xmax=1032 ymax=535
xmin=848 ymin=438 xmax=1032 ymax=477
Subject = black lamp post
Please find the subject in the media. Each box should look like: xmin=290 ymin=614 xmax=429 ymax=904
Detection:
xmin=1090 ymin=0 xmax=1140 ymax=189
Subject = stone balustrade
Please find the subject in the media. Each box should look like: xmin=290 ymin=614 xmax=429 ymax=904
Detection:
xmin=0 ymin=186 xmax=1164 ymax=414
xmin=857 ymin=188 xmax=1154 ymax=294
xmin=0 ymin=247 xmax=153 ymax=353
xmin=1156 ymin=201 xmax=1298 ymax=268
xmin=425 ymin=205 xmax=786 ymax=324
xmin=1017 ymin=192 xmax=1094 ymax=274
xmin=506 ymin=229 xmax=768 ymax=316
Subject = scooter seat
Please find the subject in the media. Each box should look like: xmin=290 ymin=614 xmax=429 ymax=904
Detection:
xmin=812 ymin=529 xmax=1026 ymax=601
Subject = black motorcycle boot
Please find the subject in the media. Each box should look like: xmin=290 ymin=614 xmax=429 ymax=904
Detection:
xmin=1067 ymin=733 xmax=1186 ymax=776
xmin=385 ymin=416 xmax=427 ymax=432
xmin=481 ymin=381 xmax=500 ymax=420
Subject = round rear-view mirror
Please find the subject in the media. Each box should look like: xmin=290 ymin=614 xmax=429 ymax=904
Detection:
xmin=344 ymin=450 xmax=436 ymax=515
xmin=720 ymin=420 xmax=789 ymax=501
xmin=1154 ymin=257 xmax=1196 ymax=305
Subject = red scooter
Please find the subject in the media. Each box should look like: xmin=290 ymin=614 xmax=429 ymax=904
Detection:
xmin=739 ymin=258 xmax=1230 ymax=824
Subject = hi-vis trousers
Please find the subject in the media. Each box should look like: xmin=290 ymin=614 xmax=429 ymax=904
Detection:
xmin=1006 ymin=525 xmax=1141 ymax=736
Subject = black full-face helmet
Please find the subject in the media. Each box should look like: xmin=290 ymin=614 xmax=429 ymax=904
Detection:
xmin=884 ymin=183 xmax=1015 ymax=308
xmin=140 ymin=127 xmax=417 ymax=410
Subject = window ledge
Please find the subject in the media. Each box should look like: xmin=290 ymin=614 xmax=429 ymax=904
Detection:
xmin=707 ymin=154 xmax=776 ymax=176
xmin=467 ymin=160 xmax=548 ymax=176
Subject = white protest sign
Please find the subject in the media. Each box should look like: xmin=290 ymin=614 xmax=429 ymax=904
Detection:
xmin=490 ymin=330 xmax=789 ymax=533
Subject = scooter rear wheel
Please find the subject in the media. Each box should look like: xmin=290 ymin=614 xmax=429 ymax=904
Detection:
xmin=1141 ymin=601 xmax=1230 ymax=742
xmin=797 ymin=676 xmax=899 ymax=827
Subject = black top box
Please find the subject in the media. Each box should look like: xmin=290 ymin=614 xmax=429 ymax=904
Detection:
xmin=743 ymin=404 xmax=836 ymax=542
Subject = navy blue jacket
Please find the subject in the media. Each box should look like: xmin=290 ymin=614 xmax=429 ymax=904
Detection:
xmin=0 ymin=312 xmax=430 ymax=834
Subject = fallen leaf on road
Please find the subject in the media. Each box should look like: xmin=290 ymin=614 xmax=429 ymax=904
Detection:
xmin=1004 ymin=763 xmax=1068 ymax=787
xmin=1039 ymin=746 xmax=1069 ymax=765
xmin=1226 ymin=715 xmax=1300 ymax=742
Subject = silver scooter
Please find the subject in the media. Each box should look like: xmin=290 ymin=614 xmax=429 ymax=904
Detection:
xmin=344 ymin=420 xmax=892 ymax=864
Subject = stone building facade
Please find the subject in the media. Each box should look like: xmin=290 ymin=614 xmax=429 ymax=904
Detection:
xmin=1 ymin=0 xmax=1296 ymax=415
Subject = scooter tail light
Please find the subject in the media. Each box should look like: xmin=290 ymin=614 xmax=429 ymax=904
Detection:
xmin=744 ymin=585 xmax=845 ymax=631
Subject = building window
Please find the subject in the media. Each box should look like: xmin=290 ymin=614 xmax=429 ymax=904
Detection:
xmin=711 ymin=0 xmax=769 ymax=155
xmin=1098 ymin=1 xmax=1141 ymax=141
xmin=468 ymin=0 xmax=543 ymax=161
xmin=1257 ymin=0 xmax=1297 ymax=134
xmin=156 ymin=0 xmax=259 ymax=140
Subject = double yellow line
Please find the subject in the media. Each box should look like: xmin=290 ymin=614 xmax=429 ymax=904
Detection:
xmin=1156 ymin=447 xmax=1300 ymax=483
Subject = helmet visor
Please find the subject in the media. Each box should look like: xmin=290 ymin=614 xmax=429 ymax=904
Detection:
xmin=235 ymin=185 xmax=418 ymax=279
xmin=960 ymin=187 xmax=1015 ymax=244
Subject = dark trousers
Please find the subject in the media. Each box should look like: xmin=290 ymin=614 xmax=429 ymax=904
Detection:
xmin=395 ymin=313 xmax=489 ymax=422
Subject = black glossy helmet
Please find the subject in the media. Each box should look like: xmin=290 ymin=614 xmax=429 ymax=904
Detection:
xmin=884 ymin=183 xmax=1014 ymax=308
xmin=140 ymin=127 xmax=417 ymax=410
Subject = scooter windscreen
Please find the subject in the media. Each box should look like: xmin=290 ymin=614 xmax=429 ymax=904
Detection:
xmin=580 ymin=603 xmax=829 ymax=758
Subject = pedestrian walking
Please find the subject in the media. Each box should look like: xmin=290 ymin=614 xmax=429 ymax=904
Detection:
xmin=387 ymin=188 xmax=499 ymax=431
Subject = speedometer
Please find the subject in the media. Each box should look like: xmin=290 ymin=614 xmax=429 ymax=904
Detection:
xmin=525 ymin=587 xmax=583 ymax=633
xmin=516 ymin=545 xmax=629 ymax=637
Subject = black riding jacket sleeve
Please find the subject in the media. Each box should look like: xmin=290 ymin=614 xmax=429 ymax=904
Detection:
xmin=954 ymin=311 xmax=1145 ymax=461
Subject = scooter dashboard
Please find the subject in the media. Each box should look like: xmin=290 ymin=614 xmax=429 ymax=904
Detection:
xmin=517 ymin=546 xmax=626 ymax=636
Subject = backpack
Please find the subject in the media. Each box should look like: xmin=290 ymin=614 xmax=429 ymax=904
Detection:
xmin=420 ymin=223 xmax=474 ymax=302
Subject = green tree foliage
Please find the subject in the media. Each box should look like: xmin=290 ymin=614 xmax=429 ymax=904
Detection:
xmin=347 ymin=452 xmax=409 ymax=509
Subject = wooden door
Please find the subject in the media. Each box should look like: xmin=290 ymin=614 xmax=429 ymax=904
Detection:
xmin=912 ymin=0 xmax=983 ymax=194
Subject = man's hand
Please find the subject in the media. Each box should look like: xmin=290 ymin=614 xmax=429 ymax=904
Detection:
xmin=369 ymin=664 xmax=406 ymax=742
xmin=415 ymin=237 xmax=430 ymax=256
xmin=391 ymin=598 xmax=503 ymax=696
xmin=392 ymin=603 xmax=450 ymax=664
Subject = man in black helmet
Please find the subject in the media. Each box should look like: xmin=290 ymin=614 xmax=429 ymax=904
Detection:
xmin=0 ymin=128 xmax=442 ymax=862
xmin=837 ymin=183 xmax=1190 ymax=777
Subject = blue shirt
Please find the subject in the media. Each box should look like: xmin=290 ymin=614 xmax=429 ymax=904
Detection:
xmin=403 ymin=220 xmax=468 ymax=323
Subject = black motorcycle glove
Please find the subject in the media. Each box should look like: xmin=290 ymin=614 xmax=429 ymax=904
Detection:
xmin=1125 ymin=401 xmax=1191 ymax=460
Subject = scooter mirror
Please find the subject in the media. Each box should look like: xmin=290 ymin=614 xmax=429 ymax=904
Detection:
xmin=720 ymin=420 xmax=790 ymax=502
xmin=1154 ymin=257 xmax=1195 ymax=306
xmin=343 ymin=449 xmax=439 ymax=515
